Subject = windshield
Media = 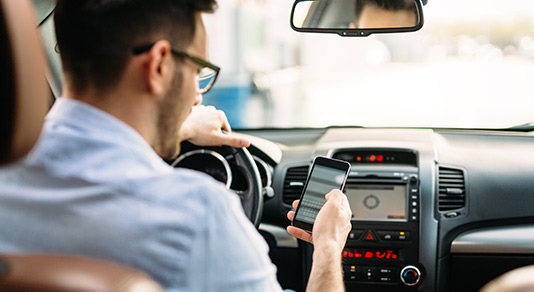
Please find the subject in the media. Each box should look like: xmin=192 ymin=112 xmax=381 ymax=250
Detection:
xmin=203 ymin=0 xmax=534 ymax=129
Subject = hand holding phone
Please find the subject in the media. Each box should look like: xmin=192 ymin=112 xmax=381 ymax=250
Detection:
xmin=291 ymin=156 xmax=351 ymax=233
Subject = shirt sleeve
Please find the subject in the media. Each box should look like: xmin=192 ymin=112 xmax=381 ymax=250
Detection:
xmin=186 ymin=185 xmax=283 ymax=292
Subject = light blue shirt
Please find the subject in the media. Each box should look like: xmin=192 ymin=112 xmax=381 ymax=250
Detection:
xmin=0 ymin=98 xmax=282 ymax=292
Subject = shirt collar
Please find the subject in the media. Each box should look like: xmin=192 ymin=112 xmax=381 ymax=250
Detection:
xmin=33 ymin=97 xmax=173 ymax=177
xmin=46 ymin=98 xmax=148 ymax=148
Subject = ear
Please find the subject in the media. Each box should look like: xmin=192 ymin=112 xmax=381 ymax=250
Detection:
xmin=144 ymin=40 xmax=174 ymax=99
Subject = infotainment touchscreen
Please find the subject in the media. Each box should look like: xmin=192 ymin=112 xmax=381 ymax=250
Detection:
xmin=345 ymin=184 xmax=406 ymax=221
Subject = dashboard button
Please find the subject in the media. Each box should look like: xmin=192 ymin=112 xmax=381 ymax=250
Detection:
xmin=379 ymin=268 xmax=393 ymax=275
xmin=377 ymin=231 xmax=394 ymax=241
xmin=349 ymin=266 xmax=358 ymax=281
xmin=363 ymin=230 xmax=377 ymax=241
xmin=348 ymin=229 xmax=364 ymax=240
xmin=344 ymin=265 xmax=358 ymax=281
xmin=377 ymin=231 xmax=411 ymax=241
xmin=363 ymin=267 xmax=377 ymax=281
xmin=396 ymin=231 xmax=411 ymax=241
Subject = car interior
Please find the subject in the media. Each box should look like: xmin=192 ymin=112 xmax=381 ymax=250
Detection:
xmin=3 ymin=0 xmax=534 ymax=291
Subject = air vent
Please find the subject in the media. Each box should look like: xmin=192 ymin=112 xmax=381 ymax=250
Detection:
xmin=438 ymin=167 xmax=466 ymax=212
xmin=282 ymin=165 xmax=309 ymax=204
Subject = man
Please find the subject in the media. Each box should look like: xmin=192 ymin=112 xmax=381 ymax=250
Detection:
xmin=352 ymin=0 xmax=418 ymax=28
xmin=0 ymin=0 xmax=352 ymax=291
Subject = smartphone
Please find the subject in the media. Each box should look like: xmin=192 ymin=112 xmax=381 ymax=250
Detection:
xmin=292 ymin=156 xmax=351 ymax=232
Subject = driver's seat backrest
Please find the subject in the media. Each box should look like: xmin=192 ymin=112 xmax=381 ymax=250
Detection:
xmin=0 ymin=0 xmax=164 ymax=291
xmin=0 ymin=0 xmax=48 ymax=165
xmin=0 ymin=254 xmax=165 ymax=292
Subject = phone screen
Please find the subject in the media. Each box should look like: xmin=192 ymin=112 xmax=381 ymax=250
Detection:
xmin=293 ymin=157 xmax=350 ymax=231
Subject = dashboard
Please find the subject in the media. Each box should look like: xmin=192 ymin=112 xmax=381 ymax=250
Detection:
xmin=175 ymin=127 xmax=534 ymax=292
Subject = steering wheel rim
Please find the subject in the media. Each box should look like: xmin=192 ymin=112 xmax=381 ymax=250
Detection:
xmin=225 ymin=146 xmax=263 ymax=228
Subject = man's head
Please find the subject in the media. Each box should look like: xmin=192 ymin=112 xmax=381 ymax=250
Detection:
xmin=54 ymin=0 xmax=217 ymax=158
xmin=353 ymin=0 xmax=417 ymax=28
xmin=55 ymin=0 xmax=216 ymax=93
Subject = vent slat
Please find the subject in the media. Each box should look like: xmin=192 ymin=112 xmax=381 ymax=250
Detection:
xmin=439 ymin=186 xmax=465 ymax=190
xmin=437 ymin=167 xmax=466 ymax=212
xmin=438 ymin=179 xmax=464 ymax=183
xmin=282 ymin=165 xmax=309 ymax=204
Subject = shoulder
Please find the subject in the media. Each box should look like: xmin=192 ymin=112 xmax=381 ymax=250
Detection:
xmin=133 ymin=168 xmax=240 ymax=211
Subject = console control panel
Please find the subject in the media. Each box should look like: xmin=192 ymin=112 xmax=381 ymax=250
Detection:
xmin=330 ymin=148 xmax=423 ymax=291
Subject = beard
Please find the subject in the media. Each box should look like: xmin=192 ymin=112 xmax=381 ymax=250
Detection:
xmin=153 ymin=74 xmax=185 ymax=159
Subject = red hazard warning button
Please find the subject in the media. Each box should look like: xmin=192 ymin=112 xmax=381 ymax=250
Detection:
xmin=364 ymin=231 xmax=377 ymax=241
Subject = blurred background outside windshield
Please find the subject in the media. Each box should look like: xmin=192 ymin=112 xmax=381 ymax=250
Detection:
xmin=204 ymin=0 xmax=534 ymax=129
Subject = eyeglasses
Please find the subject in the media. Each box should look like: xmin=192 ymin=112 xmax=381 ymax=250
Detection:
xmin=133 ymin=43 xmax=220 ymax=94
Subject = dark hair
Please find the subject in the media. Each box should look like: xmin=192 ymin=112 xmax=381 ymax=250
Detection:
xmin=354 ymin=0 xmax=415 ymax=22
xmin=54 ymin=0 xmax=217 ymax=93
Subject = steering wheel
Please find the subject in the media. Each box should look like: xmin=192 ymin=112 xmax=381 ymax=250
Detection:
xmin=226 ymin=146 xmax=263 ymax=227
xmin=171 ymin=142 xmax=263 ymax=228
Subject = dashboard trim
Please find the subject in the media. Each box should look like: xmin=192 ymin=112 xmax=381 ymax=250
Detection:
xmin=451 ymin=224 xmax=534 ymax=254
xmin=259 ymin=223 xmax=298 ymax=248
xmin=253 ymin=155 xmax=273 ymax=187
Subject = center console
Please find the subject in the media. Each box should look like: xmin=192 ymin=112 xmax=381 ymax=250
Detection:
xmin=331 ymin=148 xmax=422 ymax=291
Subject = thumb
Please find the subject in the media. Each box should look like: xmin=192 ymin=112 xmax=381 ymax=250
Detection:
xmin=325 ymin=189 xmax=342 ymax=202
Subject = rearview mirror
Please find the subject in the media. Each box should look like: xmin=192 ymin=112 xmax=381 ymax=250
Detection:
xmin=290 ymin=0 xmax=424 ymax=37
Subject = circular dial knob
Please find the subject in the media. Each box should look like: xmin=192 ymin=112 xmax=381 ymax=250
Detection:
xmin=400 ymin=265 xmax=421 ymax=286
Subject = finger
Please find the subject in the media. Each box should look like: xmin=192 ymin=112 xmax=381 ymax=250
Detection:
xmin=218 ymin=110 xmax=232 ymax=133
xmin=287 ymin=226 xmax=313 ymax=244
xmin=215 ymin=132 xmax=250 ymax=148
xmin=292 ymin=200 xmax=300 ymax=210
xmin=325 ymin=189 xmax=342 ymax=204
xmin=287 ymin=210 xmax=295 ymax=221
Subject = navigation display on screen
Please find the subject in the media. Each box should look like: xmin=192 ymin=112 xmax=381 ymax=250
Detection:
xmin=345 ymin=184 xmax=406 ymax=221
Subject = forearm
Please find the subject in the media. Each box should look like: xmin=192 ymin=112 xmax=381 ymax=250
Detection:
xmin=306 ymin=243 xmax=345 ymax=292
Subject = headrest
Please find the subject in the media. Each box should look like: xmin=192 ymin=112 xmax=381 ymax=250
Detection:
xmin=0 ymin=0 xmax=49 ymax=165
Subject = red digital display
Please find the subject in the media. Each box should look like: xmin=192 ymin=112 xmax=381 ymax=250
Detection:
xmin=358 ymin=154 xmax=386 ymax=163
xmin=342 ymin=248 xmax=399 ymax=260
xmin=332 ymin=150 xmax=417 ymax=166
